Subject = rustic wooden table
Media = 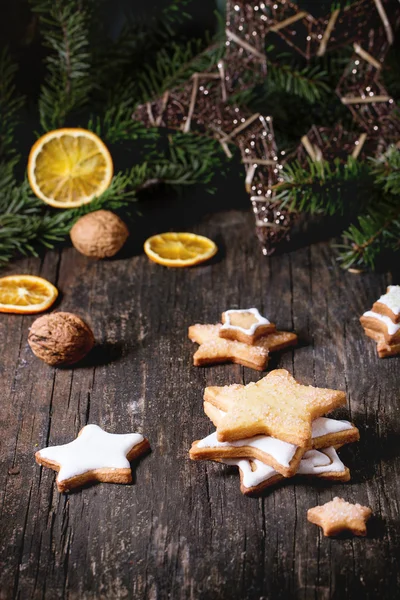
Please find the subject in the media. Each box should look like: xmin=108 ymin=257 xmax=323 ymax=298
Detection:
xmin=1 ymin=208 xmax=399 ymax=600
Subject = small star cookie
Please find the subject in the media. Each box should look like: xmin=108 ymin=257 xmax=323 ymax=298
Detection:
xmin=220 ymin=308 xmax=275 ymax=344
xmin=204 ymin=369 xmax=346 ymax=447
xmin=36 ymin=424 xmax=149 ymax=492
xmin=307 ymin=496 xmax=372 ymax=537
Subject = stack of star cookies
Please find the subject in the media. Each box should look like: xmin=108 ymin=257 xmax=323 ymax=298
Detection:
xmin=360 ymin=285 xmax=400 ymax=358
xmin=189 ymin=369 xmax=359 ymax=496
xmin=189 ymin=308 xmax=297 ymax=371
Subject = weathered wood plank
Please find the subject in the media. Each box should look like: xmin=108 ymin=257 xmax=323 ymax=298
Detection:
xmin=0 ymin=210 xmax=399 ymax=600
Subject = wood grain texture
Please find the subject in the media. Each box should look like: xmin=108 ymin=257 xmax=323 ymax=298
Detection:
xmin=0 ymin=210 xmax=399 ymax=600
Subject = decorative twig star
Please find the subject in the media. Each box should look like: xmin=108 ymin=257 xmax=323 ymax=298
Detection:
xmin=36 ymin=424 xmax=150 ymax=492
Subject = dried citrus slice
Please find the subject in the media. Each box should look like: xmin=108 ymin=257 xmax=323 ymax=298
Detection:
xmin=0 ymin=275 xmax=58 ymax=314
xmin=144 ymin=232 xmax=217 ymax=267
xmin=27 ymin=128 xmax=113 ymax=208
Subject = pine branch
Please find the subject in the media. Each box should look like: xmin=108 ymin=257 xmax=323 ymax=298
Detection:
xmin=266 ymin=60 xmax=330 ymax=104
xmin=370 ymin=144 xmax=400 ymax=195
xmin=336 ymin=146 xmax=400 ymax=269
xmin=337 ymin=197 xmax=400 ymax=270
xmin=0 ymin=49 xmax=25 ymax=162
xmin=31 ymin=0 xmax=92 ymax=130
xmin=275 ymin=157 xmax=370 ymax=215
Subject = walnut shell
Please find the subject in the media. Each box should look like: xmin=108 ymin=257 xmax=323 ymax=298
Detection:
xmin=70 ymin=210 xmax=129 ymax=258
xmin=28 ymin=312 xmax=95 ymax=366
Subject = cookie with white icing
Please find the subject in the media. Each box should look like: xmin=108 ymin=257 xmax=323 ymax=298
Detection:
xmin=363 ymin=327 xmax=400 ymax=358
xmin=372 ymin=285 xmax=400 ymax=324
xmin=360 ymin=310 xmax=400 ymax=345
xmin=192 ymin=405 xmax=358 ymax=477
xmin=36 ymin=424 xmax=150 ymax=492
xmin=221 ymin=447 xmax=350 ymax=496
xmin=220 ymin=308 xmax=276 ymax=345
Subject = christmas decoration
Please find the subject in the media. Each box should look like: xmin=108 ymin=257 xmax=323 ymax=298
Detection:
xmin=70 ymin=210 xmax=130 ymax=259
xmin=295 ymin=124 xmax=371 ymax=165
xmin=0 ymin=0 xmax=399 ymax=271
xmin=133 ymin=0 xmax=400 ymax=256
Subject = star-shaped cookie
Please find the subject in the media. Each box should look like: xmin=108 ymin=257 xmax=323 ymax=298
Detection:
xmin=36 ymin=424 xmax=149 ymax=492
xmin=189 ymin=323 xmax=297 ymax=371
xmin=224 ymin=447 xmax=350 ymax=496
xmin=372 ymin=285 xmax=400 ymax=323
xmin=204 ymin=369 xmax=346 ymax=447
xmin=220 ymin=308 xmax=275 ymax=344
xmin=307 ymin=496 xmax=372 ymax=537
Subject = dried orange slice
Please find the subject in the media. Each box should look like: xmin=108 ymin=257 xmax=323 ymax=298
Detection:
xmin=27 ymin=128 xmax=113 ymax=208
xmin=0 ymin=275 xmax=58 ymax=314
xmin=144 ymin=232 xmax=217 ymax=267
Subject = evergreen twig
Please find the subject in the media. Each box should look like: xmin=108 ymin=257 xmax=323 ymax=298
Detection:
xmin=32 ymin=0 xmax=92 ymax=131
xmin=0 ymin=49 xmax=25 ymax=161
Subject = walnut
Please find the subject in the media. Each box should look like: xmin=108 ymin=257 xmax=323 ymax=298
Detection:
xmin=70 ymin=210 xmax=129 ymax=258
xmin=28 ymin=312 xmax=95 ymax=366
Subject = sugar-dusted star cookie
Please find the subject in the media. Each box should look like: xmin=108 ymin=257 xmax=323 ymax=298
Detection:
xmin=188 ymin=323 xmax=297 ymax=371
xmin=220 ymin=308 xmax=275 ymax=345
xmin=203 ymin=399 xmax=359 ymax=450
xmin=36 ymin=424 xmax=150 ymax=492
xmin=222 ymin=447 xmax=350 ymax=496
xmin=307 ymin=496 xmax=372 ymax=537
xmin=191 ymin=412 xmax=359 ymax=476
xmin=204 ymin=369 xmax=346 ymax=447
xmin=372 ymin=285 xmax=400 ymax=324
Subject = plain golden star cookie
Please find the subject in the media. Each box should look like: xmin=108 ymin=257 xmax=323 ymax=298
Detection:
xmin=307 ymin=496 xmax=372 ymax=537
xmin=36 ymin=424 xmax=150 ymax=492
xmin=220 ymin=308 xmax=275 ymax=345
xmin=204 ymin=369 xmax=346 ymax=447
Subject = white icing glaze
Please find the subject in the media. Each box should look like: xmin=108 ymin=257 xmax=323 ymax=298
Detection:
xmin=363 ymin=311 xmax=400 ymax=335
xmin=37 ymin=424 xmax=144 ymax=482
xmin=220 ymin=308 xmax=270 ymax=335
xmin=224 ymin=447 xmax=345 ymax=489
xmin=197 ymin=417 xmax=353 ymax=468
xmin=297 ymin=447 xmax=345 ymax=475
xmin=311 ymin=417 xmax=352 ymax=438
xmin=223 ymin=458 xmax=277 ymax=488
xmin=197 ymin=431 xmax=297 ymax=467
xmin=377 ymin=285 xmax=400 ymax=315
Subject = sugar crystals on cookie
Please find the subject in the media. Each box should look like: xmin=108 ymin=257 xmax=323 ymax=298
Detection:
xmin=188 ymin=310 xmax=297 ymax=371
xmin=189 ymin=369 xmax=357 ymax=497
xmin=36 ymin=424 xmax=150 ymax=492
xmin=204 ymin=369 xmax=346 ymax=447
xmin=307 ymin=497 xmax=372 ymax=537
